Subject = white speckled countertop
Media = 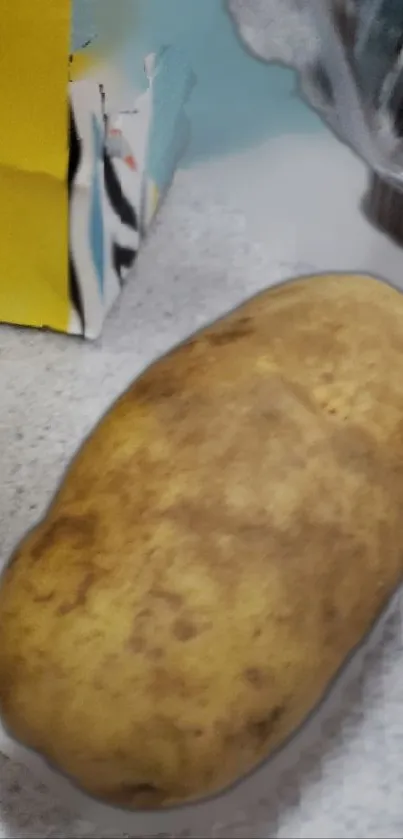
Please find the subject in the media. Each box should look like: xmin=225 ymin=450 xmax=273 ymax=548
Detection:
xmin=1 ymin=154 xmax=403 ymax=838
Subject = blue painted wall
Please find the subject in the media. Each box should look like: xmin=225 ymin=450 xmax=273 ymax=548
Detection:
xmin=74 ymin=0 xmax=322 ymax=166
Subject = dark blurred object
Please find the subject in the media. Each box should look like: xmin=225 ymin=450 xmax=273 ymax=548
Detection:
xmin=311 ymin=1 xmax=403 ymax=243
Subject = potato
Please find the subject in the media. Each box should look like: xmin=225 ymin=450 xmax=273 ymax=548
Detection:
xmin=1 ymin=273 xmax=403 ymax=810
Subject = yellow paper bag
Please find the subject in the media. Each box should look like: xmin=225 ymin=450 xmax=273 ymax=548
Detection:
xmin=0 ymin=0 xmax=71 ymax=332
xmin=0 ymin=1 xmax=196 ymax=339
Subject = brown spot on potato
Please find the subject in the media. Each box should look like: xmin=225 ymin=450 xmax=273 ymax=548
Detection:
xmin=173 ymin=618 xmax=198 ymax=642
xmin=104 ymin=471 xmax=132 ymax=507
xmin=31 ymin=514 xmax=98 ymax=562
xmin=33 ymin=591 xmax=55 ymax=604
xmin=249 ymin=706 xmax=285 ymax=742
xmin=331 ymin=425 xmax=381 ymax=475
xmin=323 ymin=601 xmax=337 ymax=624
xmin=129 ymin=636 xmax=146 ymax=654
xmin=150 ymin=666 xmax=189 ymax=698
xmin=283 ymin=378 xmax=318 ymax=416
xmin=207 ymin=319 xmax=253 ymax=347
xmin=135 ymin=375 xmax=176 ymax=402
xmin=57 ymin=570 xmax=96 ymax=616
xmin=244 ymin=668 xmax=265 ymax=689
xmin=168 ymin=501 xmax=271 ymax=552
xmin=179 ymin=338 xmax=198 ymax=355
xmin=148 ymin=647 xmax=163 ymax=661
xmin=82 ymin=629 xmax=103 ymax=643
xmin=193 ymin=728 xmax=204 ymax=738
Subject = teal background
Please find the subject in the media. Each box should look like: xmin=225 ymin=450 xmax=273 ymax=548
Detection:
xmin=73 ymin=0 xmax=323 ymax=166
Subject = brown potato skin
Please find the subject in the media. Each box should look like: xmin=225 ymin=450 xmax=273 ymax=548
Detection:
xmin=1 ymin=273 xmax=403 ymax=810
